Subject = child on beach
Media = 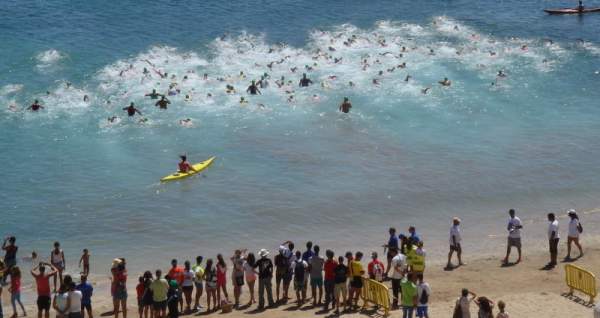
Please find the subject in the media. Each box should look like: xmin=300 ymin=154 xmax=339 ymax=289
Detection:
xmin=136 ymin=276 xmax=144 ymax=318
xmin=496 ymin=301 xmax=509 ymax=318
xmin=79 ymin=249 xmax=90 ymax=276
xmin=416 ymin=274 xmax=431 ymax=318
xmin=9 ymin=266 xmax=26 ymax=318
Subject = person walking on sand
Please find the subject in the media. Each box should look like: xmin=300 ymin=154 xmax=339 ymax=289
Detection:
xmin=503 ymin=209 xmax=522 ymax=265
xmin=31 ymin=262 xmax=58 ymax=318
xmin=50 ymin=242 xmax=66 ymax=292
xmin=243 ymin=253 xmax=257 ymax=306
xmin=390 ymin=249 xmax=407 ymax=309
xmin=447 ymin=218 xmax=464 ymax=269
xmin=383 ymin=227 xmax=399 ymax=279
xmin=308 ymin=245 xmax=324 ymax=306
xmin=566 ymin=209 xmax=583 ymax=260
xmin=546 ymin=213 xmax=560 ymax=268
xmin=254 ymin=249 xmax=275 ymax=310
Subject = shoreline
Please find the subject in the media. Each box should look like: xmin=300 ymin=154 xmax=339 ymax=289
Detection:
xmin=3 ymin=236 xmax=597 ymax=317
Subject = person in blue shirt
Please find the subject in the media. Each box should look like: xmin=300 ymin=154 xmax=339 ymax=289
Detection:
xmin=76 ymin=275 xmax=94 ymax=318
xmin=383 ymin=228 xmax=399 ymax=278
xmin=301 ymin=242 xmax=314 ymax=300
xmin=409 ymin=226 xmax=421 ymax=245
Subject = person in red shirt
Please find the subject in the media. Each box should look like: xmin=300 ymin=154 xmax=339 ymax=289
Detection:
xmin=178 ymin=156 xmax=196 ymax=173
xmin=323 ymin=250 xmax=337 ymax=311
xmin=167 ymin=259 xmax=184 ymax=312
xmin=367 ymin=252 xmax=385 ymax=282
xmin=136 ymin=276 xmax=145 ymax=318
xmin=31 ymin=262 xmax=58 ymax=318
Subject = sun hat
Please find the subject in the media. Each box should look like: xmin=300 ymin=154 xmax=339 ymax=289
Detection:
xmin=567 ymin=209 xmax=577 ymax=216
xmin=111 ymin=258 xmax=122 ymax=268
xmin=258 ymin=249 xmax=269 ymax=257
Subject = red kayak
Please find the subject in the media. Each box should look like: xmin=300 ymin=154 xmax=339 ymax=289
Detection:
xmin=544 ymin=7 xmax=600 ymax=14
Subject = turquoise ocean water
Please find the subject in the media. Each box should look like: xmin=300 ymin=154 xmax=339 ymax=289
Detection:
xmin=2 ymin=0 xmax=600 ymax=276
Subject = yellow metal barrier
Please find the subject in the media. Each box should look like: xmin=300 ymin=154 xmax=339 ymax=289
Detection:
xmin=360 ymin=277 xmax=390 ymax=316
xmin=565 ymin=264 xmax=597 ymax=303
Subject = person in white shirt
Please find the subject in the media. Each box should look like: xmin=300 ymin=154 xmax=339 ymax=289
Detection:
xmin=547 ymin=213 xmax=559 ymax=268
xmin=389 ymin=252 xmax=406 ymax=308
xmin=503 ymin=209 xmax=523 ymax=265
xmin=566 ymin=209 xmax=583 ymax=260
xmin=455 ymin=288 xmax=476 ymax=318
xmin=447 ymin=218 xmax=464 ymax=269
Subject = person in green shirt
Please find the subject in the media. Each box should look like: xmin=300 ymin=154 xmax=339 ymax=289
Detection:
xmin=150 ymin=269 xmax=169 ymax=318
xmin=401 ymin=273 xmax=418 ymax=318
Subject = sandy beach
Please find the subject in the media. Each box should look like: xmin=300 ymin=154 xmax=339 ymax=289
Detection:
xmin=2 ymin=242 xmax=596 ymax=318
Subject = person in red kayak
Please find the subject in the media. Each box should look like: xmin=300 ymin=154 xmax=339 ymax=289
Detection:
xmin=179 ymin=155 xmax=197 ymax=173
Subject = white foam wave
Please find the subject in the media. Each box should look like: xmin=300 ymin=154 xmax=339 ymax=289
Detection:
xmin=35 ymin=49 xmax=67 ymax=68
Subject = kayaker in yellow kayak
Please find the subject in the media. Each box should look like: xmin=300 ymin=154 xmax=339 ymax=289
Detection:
xmin=178 ymin=155 xmax=197 ymax=173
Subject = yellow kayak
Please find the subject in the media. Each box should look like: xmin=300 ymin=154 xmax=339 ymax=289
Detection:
xmin=160 ymin=156 xmax=216 ymax=182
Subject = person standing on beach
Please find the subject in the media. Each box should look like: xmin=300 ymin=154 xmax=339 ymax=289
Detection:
xmin=203 ymin=261 xmax=217 ymax=312
xmin=413 ymin=241 xmax=426 ymax=277
xmin=547 ymin=213 xmax=559 ymax=268
xmin=167 ymin=260 xmax=184 ymax=312
xmin=254 ymin=249 xmax=274 ymax=310
xmin=274 ymin=248 xmax=287 ymax=302
xmin=503 ymin=209 xmax=522 ymax=265
xmin=79 ymin=249 xmax=90 ymax=276
xmin=333 ymin=256 xmax=348 ymax=314
xmin=231 ymin=250 xmax=245 ymax=308
xmin=323 ymin=250 xmax=337 ymax=310
xmin=455 ymin=289 xmax=477 ymax=318
xmin=243 ymin=253 xmax=257 ymax=306
xmin=51 ymin=242 xmax=66 ymax=292
xmin=301 ymin=242 xmax=314 ymax=301
xmin=31 ymin=262 xmax=58 ymax=318
xmin=400 ymin=273 xmax=418 ymax=318
xmin=447 ymin=218 xmax=464 ymax=269
xmin=181 ymin=261 xmax=194 ymax=313
xmin=475 ymin=296 xmax=495 ymax=318
xmin=76 ymin=275 xmax=93 ymax=318
xmin=348 ymin=252 xmax=365 ymax=310
xmin=566 ymin=209 xmax=583 ymax=260
xmin=192 ymin=256 xmax=204 ymax=311
xmin=416 ymin=274 xmax=430 ymax=318
xmin=292 ymin=251 xmax=308 ymax=306
xmin=215 ymin=255 xmax=229 ymax=306
xmin=2 ymin=237 xmax=18 ymax=283
xmin=9 ymin=266 xmax=27 ymax=318
xmin=367 ymin=252 xmax=384 ymax=282
xmin=383 ymin=228 xmax=399 ymax=279
xmin=308 ymin=245 xmax=324 ymax=306
xmin=111 ymin=259 xmax=128 ymax=318
xmin=390 ymin=249 xmax=407 ymax=309
xmin=150 ymin=270 xmax=169 ymax=318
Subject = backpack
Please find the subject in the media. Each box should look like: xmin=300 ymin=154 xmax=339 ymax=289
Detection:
xmin=578 ymin=222 xmax=583 ymax=234
xmin=419 ymin=287 xmax=429 ymax=304
xmin=294 ymin=261 xmax=305 ymax=281
xmin=373 ymin=263 xmax=384 ymax=282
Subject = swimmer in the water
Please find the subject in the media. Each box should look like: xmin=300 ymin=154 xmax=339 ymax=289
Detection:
xmin=122 ymin=102 xmax=142 ymax=117
xmin=276 ymin=76 xmax=286 ymax=88
xmin=240 ymin=97 xmax=248 ymax=104
xmin=247 ymin=81 xmax=261 ymax=95
xmin=257 ymin=76 xmax=269 ymax=89
xmin=83 ymin=95 xmax=89 ymax=102
xmin=239 ymin=71 xmax=246 ymax=79
xmin=179 ymin=118 xmax=193 ymax=126
xmin=299 ymin=73 xmax=313 ymax=87
xmin=178 ymin=155 xmax=197 ymax=173
xmin=349 ymin=81 xmax=355 ymax=87
xmin=339 ymin=97 xmax=352 ymax=114
xmin=405 ymin=75 xmax=412 ymax=82
xmin=226 ymin=85 xmax=236 ymax=94
xmin=372 ymin=79 xmax=380 ymax=86
xmin=287 ymin=95 xmax=295 ymax=103
xmin=27 ymin=100 xmax=44 ymax=111
xmin=145 ymin=89 xmax=162 ymax=99
xmin=497 ymin=70 xmax=507 ymax=78
xmin=155 ymin=96 xmax=171 ymax=109
xmin=312 ymin=94 xmax=320 ymax=102
xmin=107 ymin=116 xmax=119 ymax=123
xmin=439 ymin=77 xmax=452 ymax=86
xmin=421 ymin=87 xmax=431 ymax=94
xmin=398 ymin=62 xmax=406 ymax=69
xmin=184 ymin=94 xmax=192 ymax=102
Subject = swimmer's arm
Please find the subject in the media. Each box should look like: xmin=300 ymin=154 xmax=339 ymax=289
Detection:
xmin=136 ymin=109 xmax=142 ymax=115
xmin=257 ymin=88 xmax=261 ymax=95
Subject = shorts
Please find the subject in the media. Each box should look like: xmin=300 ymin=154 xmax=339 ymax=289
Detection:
xmin=508 ymin=237 xmax=521 ymax=248
xmin=182 ymin=285 xmax=194 ymax=293
xmin=334 ymin=283 xmax=347 ymax=299
xmin=5 ymin=258 xmax=17 ymax=268
xmin=81 ymin=303 xmax=92 ymax=312
xmin=416 ymin=306 xmax=428 ymax=318
xmin=283 ymin=271 xmax=293 ymax=283
xmin=449 ymin=244 xmax=461 ymax=252
xmin=310 ymin=277 xmax=323 ymax=287
xmin=113 ymin=288 xmax=128 ymax=300
xmin=53 ymin=261 xmax=65 ymax=271
xmin=275 ymin=270 xmax=285 ymax=283
xmin=68 ymin=313 xmax=82 ymax=318
xmin=350 ymin=276 xmax=363 ymax=289
xmin=234 ymin=275 xmax=244 ymax=287
xmin=294 ymin=280 xmax=304 ymax=291
xmin=194 ymin=281 xmax=204 ymax=291
xmin=153 ymin=300 xmax=167 ymax=310
xmin=37 ymin=295 xmax=51 ymax=311
xmin=387 ymin=249 xmax=398 ymax=261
